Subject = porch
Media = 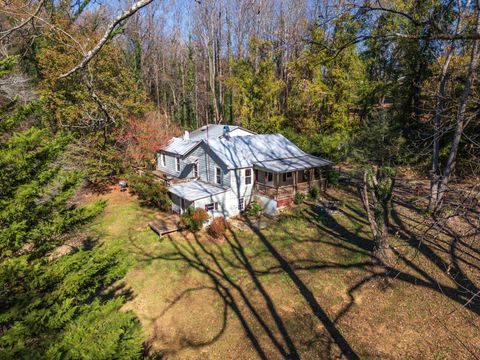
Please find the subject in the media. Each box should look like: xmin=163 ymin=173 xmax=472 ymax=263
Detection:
xmin=253 ymin=155 xmax=331 ymax=201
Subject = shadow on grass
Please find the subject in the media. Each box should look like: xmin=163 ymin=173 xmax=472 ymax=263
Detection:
xmin=127 ymin=185 xmax=479 ymax=358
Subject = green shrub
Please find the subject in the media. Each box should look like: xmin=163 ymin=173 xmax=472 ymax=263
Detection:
xmin=181 ymin=207 xmax=209 ymax=232
xmin=128 ymin=172 xmax=171 ymax=211
xmin=245 ymin=200 xmax=262 ymax=217
xmin=309 ymin=185 xmax=320 ymax=200
xmin=294 ymin=192 xmax=306 ymax=205
xmin=326 ymin=168 xmax=340 ymax=185
xmin=207 ymin=217 xmax=227 ymax=238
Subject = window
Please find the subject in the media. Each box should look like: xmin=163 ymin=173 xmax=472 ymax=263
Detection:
xmin=176 ymin=157 xmax=180 ymax=172
xmin=161 ymin=153 xmax=166 ymax=167
xmin=302 ymin=170 xmax=309 ymax=182
xmin=238 ymin=197 xmax=244 ymax=211
xmin=283 ymin=172 xmax=292 ymax=182
xmin=245 ymin=169 xmax=252 ymax=185
xmin=205 ymin=202 xmax=218 ymax=211
xmin=193 ymin=163 xmax=198 ymax=177
xmin=215 ymin=167 xmax=222 ymax=185
xmin=267 ymin=172 xmax=273 ymax=183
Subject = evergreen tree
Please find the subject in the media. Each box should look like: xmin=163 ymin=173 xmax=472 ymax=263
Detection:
xmin=0 ymin=57 xmax=143 ymax=359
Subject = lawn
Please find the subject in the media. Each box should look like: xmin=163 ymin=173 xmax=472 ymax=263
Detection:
xmin=86 ymin=186 xmax=479 ymax=359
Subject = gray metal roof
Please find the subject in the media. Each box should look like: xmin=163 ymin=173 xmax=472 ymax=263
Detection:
xmin=189 ymin=124 xmax=255 ymax=141
xmin=207 ymin=134 xmax=308 ymax=169
xmin=168 ymin=180 xmax=227 ymax=201
xmin=162 ymin=137 xmax=200 ymax=156
xmin=254 ymin=154 xmax=332 ymax=173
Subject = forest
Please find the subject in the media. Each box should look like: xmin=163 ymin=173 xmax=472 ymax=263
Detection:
xmin=1 ymin=0 xmax=479 ymax=358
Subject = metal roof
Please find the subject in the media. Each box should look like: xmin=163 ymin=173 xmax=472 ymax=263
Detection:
xmin=207 ymin=134 xmax=308 ymax=169
xmin=168 ymin=180 xmax=227 ymax=201
xmin=189 ymin=124 xmax=255 ymax=141
xmin=254 ymin=154 xmax=332 ymax=173
xmin=162 ymin=137 xmax=200 ymax=156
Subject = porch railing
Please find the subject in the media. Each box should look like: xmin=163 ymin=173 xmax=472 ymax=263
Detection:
xmin=254 ymin=179 xmax=325 ymax=201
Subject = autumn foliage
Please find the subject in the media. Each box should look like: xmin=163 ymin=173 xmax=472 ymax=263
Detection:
xmin=207 ymin=217 xmax=228 ymax=238
xmin=117 ymin=112 xmax=180 ymax=169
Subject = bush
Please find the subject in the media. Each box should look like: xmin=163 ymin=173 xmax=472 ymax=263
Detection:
xmin=207 ymin=217 xmax=227 ymax=238
xmin=326 ymin=168 xmax=340 ymax=185
xmin=181 ymin=207 xmax=209 ymax=232
xmin=128 ymin=172 xmax=171 ymax=211
xmin=293 ymin=192 xmax=305 ymax=205
xmin=245 ymin=200 xmax=262 ymax=217
xmin=309 ymin=185 xmax=320 ymax=200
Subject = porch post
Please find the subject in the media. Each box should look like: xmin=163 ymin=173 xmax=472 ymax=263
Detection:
xmin=309 ymin=168 xmax=314 ymax=188
xmin=276 ymin=173 xmax=280 ymax=200
xmin=293 ymin=170 xmax=297 ymax=194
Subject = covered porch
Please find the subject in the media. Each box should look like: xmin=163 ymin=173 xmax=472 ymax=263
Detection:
xmin=253 ymin=155 xmax=331 ymax=201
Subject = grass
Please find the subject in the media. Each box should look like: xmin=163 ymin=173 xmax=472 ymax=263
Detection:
xmin=85 ymin=186 xmax=480 ymax=359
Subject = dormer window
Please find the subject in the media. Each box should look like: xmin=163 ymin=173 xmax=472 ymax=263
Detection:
xmin=161 ymin=153 xmax=166 ymax=167
xmin=176 ymin=157 xmax=180 ymax=172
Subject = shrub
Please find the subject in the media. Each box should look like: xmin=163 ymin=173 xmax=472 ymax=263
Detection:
xmin=294 ymin=192 xmax=305 ymax=205
xmin=309 ymin=185 xmax=320 ymax=200
xmin=207 ymin=217 xmax=227 ymax=238
xmin=245 ymin=200 xmax=262 ymax=217
xmin=181 ymin=207 xmax=209 ymax=232
xmin=326 ymin=168 xmax=340 ymax=185
xmin=128 ymin=172 xmax=171 ymax=211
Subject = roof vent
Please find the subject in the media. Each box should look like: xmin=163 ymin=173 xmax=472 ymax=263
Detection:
xmin=223 ymin=125 xmax=230 ymax=138
xmin=183 ymin=131 xmax=190 ymax=140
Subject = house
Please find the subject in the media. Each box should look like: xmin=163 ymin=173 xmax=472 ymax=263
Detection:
xmin=155 ymin=124 xmax=332 ymax=218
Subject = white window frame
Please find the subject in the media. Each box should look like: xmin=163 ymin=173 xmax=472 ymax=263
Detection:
xmin=160 ymin=153 xmax=166 ymax=167
xmin=238 ymin=197 xmax=245 ymax=211
xmin=205 ymin=202 xmax=218 ymax=212
xmin=215 ymin=167 xmax=222 ymax=185
xmin=176 ymin=157 xmax=180 ymax=172
xmin=193 ymin=163 xmax=198 ymax=177
xmin=245 ymin=168 xmax=252 ymax=185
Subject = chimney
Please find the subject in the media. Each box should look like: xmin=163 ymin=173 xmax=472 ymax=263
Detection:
xmin=183 ymin=131 xmax=190 ymax=140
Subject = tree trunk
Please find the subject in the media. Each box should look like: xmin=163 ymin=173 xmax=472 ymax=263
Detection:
xmin=429 ymin=45 xmax=454 ymax=210
xmin=434 ymin=4 xmax=480 ymax=209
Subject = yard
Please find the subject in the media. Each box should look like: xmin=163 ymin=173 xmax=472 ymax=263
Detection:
xmin=85 ymin=184 xmax=479 ymax=359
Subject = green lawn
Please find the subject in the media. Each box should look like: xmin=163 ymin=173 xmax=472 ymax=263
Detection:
xmin=87 ymin=187 xmax=480 ymax=359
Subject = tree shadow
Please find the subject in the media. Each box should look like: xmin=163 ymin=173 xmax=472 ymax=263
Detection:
xmin=128 ymin=184 xmax=479 ymax=358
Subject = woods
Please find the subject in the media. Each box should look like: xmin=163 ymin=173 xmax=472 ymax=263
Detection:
xmin=1 ymin=0 xmax=479 ymax=358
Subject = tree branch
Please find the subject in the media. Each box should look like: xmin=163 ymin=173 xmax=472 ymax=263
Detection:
xmin=59 ymin=0 xmax=154 ymax=79
xmin=0 ymin=0 xmax=47 ymax=42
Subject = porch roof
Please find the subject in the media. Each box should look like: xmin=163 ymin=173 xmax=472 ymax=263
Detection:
xmin=168 ymin=180 xmax=227 ymax=202
xmin=253 ymin=155 xmax=332 ymax=173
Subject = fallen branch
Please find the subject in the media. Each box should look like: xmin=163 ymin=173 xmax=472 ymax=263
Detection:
xmin=59 ymin=0 xmax=154 ymax=79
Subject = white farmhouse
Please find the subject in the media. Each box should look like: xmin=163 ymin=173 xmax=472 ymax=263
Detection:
xmin=155 ymin=124 xmax=332 ymax=217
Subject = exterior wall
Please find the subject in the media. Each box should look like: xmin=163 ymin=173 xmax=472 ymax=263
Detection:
xmin=191 ymin=189 xmax=239 ymax=219
xmin=157 ymin=152 xmax=190 ymax=178
xmin=185 ymin=143 xmax=230 ymax=187
xmin=229 ymin=168 xmax=255 ymax=208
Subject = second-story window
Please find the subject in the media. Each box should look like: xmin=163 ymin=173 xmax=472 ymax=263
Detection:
xmin=245 ymin=169 xmax=252 ymax=185
xmin=193 ymin=163 xmax=198 ymax=177
xmin=161 ymin=153 xmax=166 ymax=167
xmin=176 ymin=157 xmax=180 ymax=172
xmin=215 ymin=167 xmax=222 ymax=185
